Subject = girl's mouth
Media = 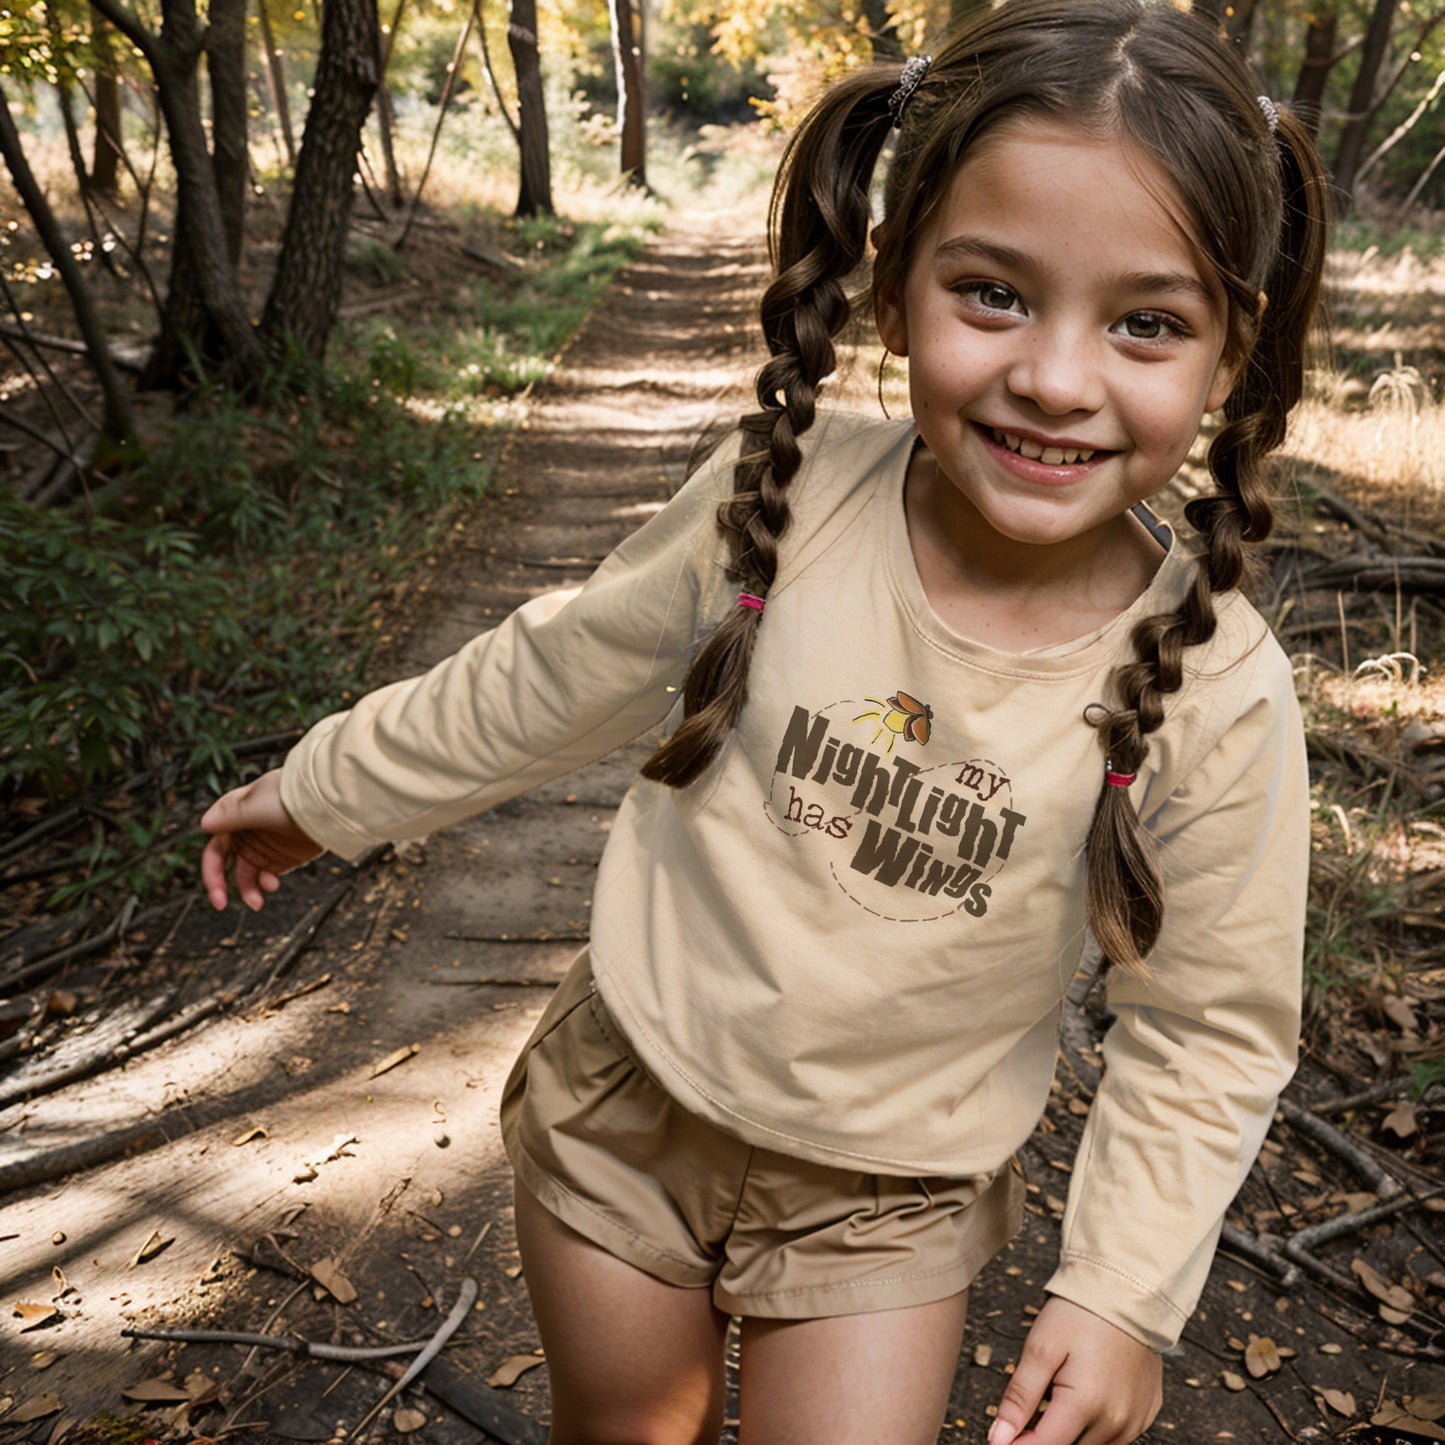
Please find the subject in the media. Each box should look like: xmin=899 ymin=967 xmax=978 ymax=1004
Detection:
xmin=987 ymin=427 xmax=1106 ymax=466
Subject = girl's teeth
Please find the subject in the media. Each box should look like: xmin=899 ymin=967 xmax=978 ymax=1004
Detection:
xmin=992 ymin=429 xmax=1096 ymax=465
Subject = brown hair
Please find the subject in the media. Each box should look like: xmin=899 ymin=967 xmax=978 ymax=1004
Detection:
xmin=642 ymin=0 xmax=1328 ymax=976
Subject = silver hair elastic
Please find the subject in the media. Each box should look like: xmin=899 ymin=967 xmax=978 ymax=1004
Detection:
xmin=889 ymin=55 xmax=932 ymax=130
xmin=1257 ymin=95 xmax=1280 ymax=133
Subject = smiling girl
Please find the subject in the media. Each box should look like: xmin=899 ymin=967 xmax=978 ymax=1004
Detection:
xmin=201 ymin=3 xmax=1329 ymax=1440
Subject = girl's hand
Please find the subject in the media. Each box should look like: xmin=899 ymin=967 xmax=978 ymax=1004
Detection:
xmin=200 ymin=768 xmax=322 ymax=912
xmin=988 ymin=1296 xmax=1162 ymax=1445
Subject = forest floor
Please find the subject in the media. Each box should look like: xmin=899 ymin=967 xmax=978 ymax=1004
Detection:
xmin=3 ymin=192 xmax=1445 ymax=1445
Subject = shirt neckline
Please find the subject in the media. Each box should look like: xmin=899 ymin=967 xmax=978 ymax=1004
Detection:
xmin=879 ymin=425 xmax=1190 ymax=677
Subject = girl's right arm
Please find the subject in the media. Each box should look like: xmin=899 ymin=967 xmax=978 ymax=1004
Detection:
xmin=197 ymin=433 xmax=742 ymax=910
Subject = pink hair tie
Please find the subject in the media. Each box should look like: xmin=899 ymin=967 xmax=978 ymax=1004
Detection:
xmin=1105 ymin=768 xmax=1136 ymax=788
xmin=737 ymin=591 xmax=766 ymax=613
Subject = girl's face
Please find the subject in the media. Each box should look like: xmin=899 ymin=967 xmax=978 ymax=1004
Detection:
xmin=876 ymin=119 xmax=1237 ymax=562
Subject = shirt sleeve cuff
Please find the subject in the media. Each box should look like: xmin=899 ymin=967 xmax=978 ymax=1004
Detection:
xmin=278 ymin=715 xmax=385 ymax=862
xmin=1044 ymin=1254 xmax=1191 ymax=1353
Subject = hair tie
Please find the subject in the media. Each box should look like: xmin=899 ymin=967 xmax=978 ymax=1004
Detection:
xmin=1257 ymin=95 xmax=1280 ymax=133
xmin=737 ymin=591 xmax=766 ymax=613
xmin=1105 ymin=767 xmax=1136 ymax=788
xmin=888 ymin=55 xmax=932 ymax=130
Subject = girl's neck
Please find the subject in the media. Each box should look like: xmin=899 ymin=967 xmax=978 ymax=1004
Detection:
xmin=902 ymin=448 xmax=1167 ymax=654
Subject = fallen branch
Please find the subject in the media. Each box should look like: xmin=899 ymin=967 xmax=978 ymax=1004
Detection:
xmin=122 ymin=1324 xmax=423 ymax=1361
xmin=348 ymin=1277 xmax=478 ymax=1439
xmin=1276 ymin=1096 xmax=1402 ymax=1198
xmin=1296 ymin=556 xmax=1445 ymax=596
xmin=0 ymin=987 xmax=233 ymax=1111
xmin=424 ymin=976 xmax=558 ymax=988
xmin=1311 ymin=1078 xmax=1412 ymax=1118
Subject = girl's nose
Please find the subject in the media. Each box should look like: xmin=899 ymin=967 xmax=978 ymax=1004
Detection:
xmin=1006 ymin=325 xmax=1104 ymax=417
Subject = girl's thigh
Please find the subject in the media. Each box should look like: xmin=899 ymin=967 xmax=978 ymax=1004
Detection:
xmin=737 ymin=1290 xmax=969 ymax=1445
xmin=513 ymin=1182 xmax=731 ymax=1445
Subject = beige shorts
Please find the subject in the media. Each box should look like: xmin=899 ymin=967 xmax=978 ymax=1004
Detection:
xmin=500 ymin=952 xmax=1024 ymax=1319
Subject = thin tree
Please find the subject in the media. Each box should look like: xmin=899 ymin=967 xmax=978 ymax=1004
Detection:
xmin=89 ymin=0 xmax=265 ymax=384
xmin=208 ymin=0 xmax=249 ymax=265
xmin=0 ymin=79 xmax=139 ymax=457
xmin=256 ymin=0 xmax=298 ymax=169
xmin=506 ymin=0 xmax=553 ymax=215
xmin=1292 ymin=3 xmax=1338 ymax=137
xmin=1333 ymin=0 xmax=1400 ymax=201
xmin=260 ymin=0 xmax=380 ymax=360
xmin=89 ymin=9 xmax=125 ymax=197
xmin=859 ymin=0 xmax=901 ymax=61
xmin=610 ymin=0 xmax=645 ymax=187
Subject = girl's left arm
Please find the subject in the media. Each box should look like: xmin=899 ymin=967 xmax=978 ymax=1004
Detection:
xmin=999 ymin=627 xmax=1309 ymax=1440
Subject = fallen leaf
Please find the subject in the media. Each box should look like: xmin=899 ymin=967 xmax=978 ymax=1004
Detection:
xmin=293 ymin=1164 xmax=318 ymax=1183
xmin=121 ymin=1378 xmax=192 ymax=1404
xmin=1221 ymin=1371 xmax=1247 ymax=1391
xmin=30 ymin=1352 xmax=57 ymax=1369
xmin=393 ymin=1407 xmax=426 ymax=1432
xmin=369 ymin=1043 xmax=419 ymax=1079
xmin=1372 ymin=1400 xmax=1445 ymax=1441
xmin=183 ymin=1371 xmax=218 ymax=1403
xmin=320 ymin=1133 xmax=359 ymax=1162
xmin=1411 ymin=1391 xmax=1445 ymax=1422
xmin=4 ymin=1391 xmax=61 ymax=1422
xmin=973 ymin=1344 xmax=992 ymax=1367
xmin=1382 ymin=994 xmax=1420 ymax=1033
xmin=45 ymin=991 xmax=77 ymax=1017
xmin=1244 ymin=1336 xmax=1283 ymax=1378
xmin=13 ymin=1303 xmax=60 ymax=1331
xmin=1317 ymin=1388 xmax=1356 ymax=1417
xmin=1382 ymin=1100 xmax=1419 ymax=1139
xmin=231 ymin=1126 xmax=269 ymax=1147
xmin=488 ymin=1355 xmax=545 ymax=1388
xmin=1320 ymin=1342 xmax=1343 ymax=1355
xmin=1381 ymin=1304 xmax=1414 ymax=1324
xmin=1351 ymin=1258 xmax=1414 ymax=1313
xmin=309 ymin=1257 xmax=357 ymax=1305
xmin=128 ymin=1230 xmax=174 ymax=1269
xmin=1330 ymin=1191 xmax=1378 ymax=1213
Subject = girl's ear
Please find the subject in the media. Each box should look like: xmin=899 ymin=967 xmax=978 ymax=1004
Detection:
xmin=875 ymin=287 xmax=909 ymax=357
xmin=1205 ymin=352 xmax=1239 ymax=414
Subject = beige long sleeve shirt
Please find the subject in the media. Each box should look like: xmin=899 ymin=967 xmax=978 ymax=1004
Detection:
xmin=280 ymin=412 xmax=1308 ymax=1349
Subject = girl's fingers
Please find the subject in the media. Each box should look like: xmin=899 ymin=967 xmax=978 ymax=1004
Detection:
xmin=201 ymin=834 xmax=233 ymax=911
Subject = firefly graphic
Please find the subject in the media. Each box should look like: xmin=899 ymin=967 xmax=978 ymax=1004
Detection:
xmin=853 ymin=690 xmax=933 ymax=752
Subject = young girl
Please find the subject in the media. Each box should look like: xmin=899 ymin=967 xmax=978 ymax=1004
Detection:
xmin=202 ymin=2 xmax=1329 ymax=1440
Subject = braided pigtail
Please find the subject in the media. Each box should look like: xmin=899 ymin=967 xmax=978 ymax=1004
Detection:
xmin=640 ymin=68 xmax=900 ymax=787
xmin=1085 ymin=103 xmax=1329 ymax=977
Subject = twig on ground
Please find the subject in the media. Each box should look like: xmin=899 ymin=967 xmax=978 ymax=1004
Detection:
xmin=346 ymin=1277 xmax=478 ymax=1440
xmin=1275 ymin=1097 xmax=1403 ymax=1198
xmin=122 ymin=1324 xmax=424 ymax=1361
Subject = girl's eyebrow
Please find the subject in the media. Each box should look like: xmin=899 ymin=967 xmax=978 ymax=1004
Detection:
xmin=932 ymin=234 xmax=1213 ymax=305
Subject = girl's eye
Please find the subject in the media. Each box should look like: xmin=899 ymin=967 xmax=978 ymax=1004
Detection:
xmin=1117 ymin=311 xmax=1183 ymax=342
xmin=960 ymin=281 xmax=1022 ymax=313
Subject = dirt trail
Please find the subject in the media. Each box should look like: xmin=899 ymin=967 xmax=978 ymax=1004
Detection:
xmin=1 ymin=207 xmax=1434 ymax=1443
xmin=0 ymin=210 xmax=767 ymax=1439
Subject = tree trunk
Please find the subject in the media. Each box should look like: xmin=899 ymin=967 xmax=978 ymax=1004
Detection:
xmin=257 ymin=0 xmax=298 ymax=168
xmin=948 ymin=0 xmax=989 ymax=29
xmin=261 ymin=0 xmax=380 ymax=361
xmin=208 ymin=0 xmax=249 ymax=267
xmin=610 ymin=0 xmax=645 ymax=188
xmin=1225 ymin=0 xmax=1259 ymax=44
xmin=89 ymin=0 xmax=265 ymax=387
xmin=374 ymin=0 xmax=407 ymax=205
xmin=859 ymin=0 xmax=901 ymax=61
xmin=0 ymin=78 xmax=138 ymax=456
xmin=508 ymin=0 xmax=552 ymax=216
xmin=1333 ymin=0 xmax=1398 ymax=201
xmin=1292 ymin=4 xmax=1338 ymax=138
xmin=90 ymin=11 xmax=125 ymax=198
